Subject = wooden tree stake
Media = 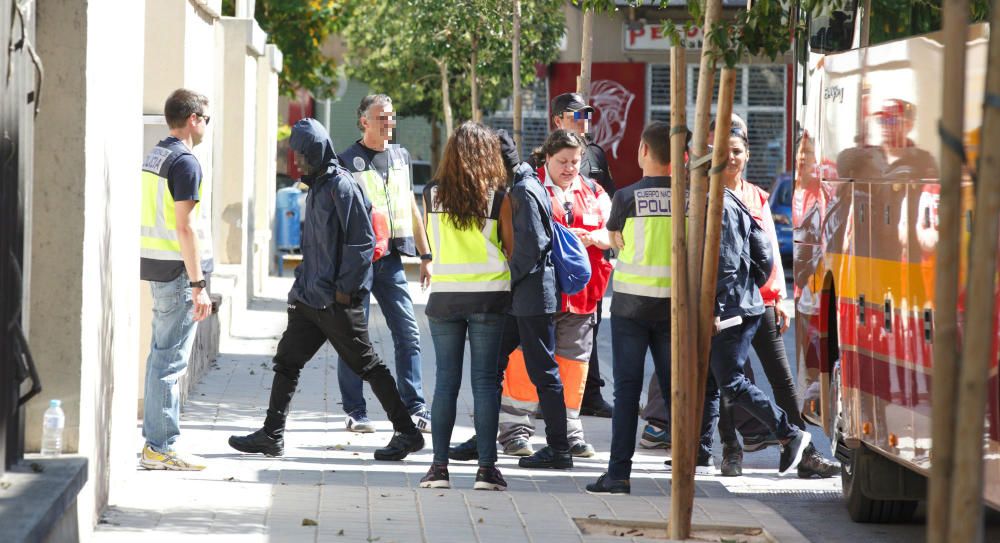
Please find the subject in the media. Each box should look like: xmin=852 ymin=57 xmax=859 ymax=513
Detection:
xmin=928 ymin=1 xmax=968 ymax=541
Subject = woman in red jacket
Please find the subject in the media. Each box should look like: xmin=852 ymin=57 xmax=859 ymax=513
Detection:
xmin=717 ymin=119 xmax=840 ymax=479
xmin=498 ymin=130 xmax=614 ymax=459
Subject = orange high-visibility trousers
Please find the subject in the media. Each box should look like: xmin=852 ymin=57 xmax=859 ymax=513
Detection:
xmin=498 ymin=312 xmax=596 ymax=447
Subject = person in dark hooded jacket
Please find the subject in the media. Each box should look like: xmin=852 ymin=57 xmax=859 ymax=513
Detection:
xmin=228 ymin=118 xmax=424 ymax=461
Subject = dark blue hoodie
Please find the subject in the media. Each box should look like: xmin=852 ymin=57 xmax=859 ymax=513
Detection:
xmin=288 ymin=118 xmax=375 ymax=309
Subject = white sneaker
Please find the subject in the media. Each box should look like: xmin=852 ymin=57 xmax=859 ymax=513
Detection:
xmin=346 ymin=413 xmax=376 ymax=433
xmin=411 ymin=408 xmax=432 ymax=434
xmin=140 ymin=445 xmax=206 ymax=471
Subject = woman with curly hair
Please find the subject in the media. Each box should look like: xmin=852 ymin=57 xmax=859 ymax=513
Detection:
xmin=418 ymin=122 xmax=514 ymax=491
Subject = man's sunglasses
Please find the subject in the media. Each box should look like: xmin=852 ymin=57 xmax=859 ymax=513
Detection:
xmin=563 ymin=201 xmax=574 ymax=224
xmin=196 ymin=113 xmax=211 ymax=125
xmin=571 ymin=110 xmax=592 ymax=120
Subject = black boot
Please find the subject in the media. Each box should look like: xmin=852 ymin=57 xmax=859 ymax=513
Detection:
xmin=797 ymin=443 xmax=841 ymax=478
xmin=720 ymin=443 xmax=743 ymax=477
xmin=228 ymin=428 xmax=284 ymax=457
xmin=518 ymin=446 xmax=573 ymax=469
xmin=374 ymin=429 xmax=425 ymax=461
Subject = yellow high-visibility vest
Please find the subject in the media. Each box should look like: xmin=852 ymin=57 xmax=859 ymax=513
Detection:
xmin=140 ymin=140 xmax=212 ymax=263
xmin=349 ymin=145 xmax=414 ymax=242
xmin=426 ymin=186 xmax=510 ymax=295
xmin=613 ymin=186 xmax=675 ymax=299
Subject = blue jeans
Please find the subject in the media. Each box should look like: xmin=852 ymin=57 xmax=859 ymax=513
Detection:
xmin=699 ymin=313 xmax=797 ymax=460
xmin=428 ymin=313 xmax=503 ymax=467
xmin=143 ymin=272 xmax=199 ymax=453
xmin=608 ymin=315 xmax=671 ymax=480
xmin=338 ymin=252 xmax=425 ymax=415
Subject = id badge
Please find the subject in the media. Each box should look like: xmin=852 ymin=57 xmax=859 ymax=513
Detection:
xmin=582 ymin=213 xmax=599 ymax=226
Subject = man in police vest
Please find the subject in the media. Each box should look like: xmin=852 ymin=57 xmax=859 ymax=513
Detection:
xmin=550 ymin=92 xmax=615 ymax=418
xmin=587 ymin=122 xmax=690 ymax=493
xmin=138 ymin=89 xmax=214 ymax=470
xmin=336 ymin=95 xmax=433 ymax=433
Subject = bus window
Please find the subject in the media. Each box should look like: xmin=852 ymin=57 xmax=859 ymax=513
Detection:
xmin=869 ymin=0 xmax=942 ymax=45
xmin=808 ymin=1 xmax=857 ymax=54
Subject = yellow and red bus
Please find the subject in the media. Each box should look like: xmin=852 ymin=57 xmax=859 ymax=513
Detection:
xmin=792 ymin=0 xmax=997 ymax=522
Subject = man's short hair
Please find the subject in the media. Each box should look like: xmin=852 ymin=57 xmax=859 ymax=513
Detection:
xmin=641 ymin=121 xmax=672 ymax=165
xmin=164 ymin=89 xmax=209 ymax=129
xmin=357 ymin=94 xmax=393 ymax=131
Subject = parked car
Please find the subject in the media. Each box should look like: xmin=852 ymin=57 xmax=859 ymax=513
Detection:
xmin=768 ymin=173 xmax=793 ymax=267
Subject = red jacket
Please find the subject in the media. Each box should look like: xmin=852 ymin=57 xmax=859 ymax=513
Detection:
xmin=735 ymin=179 xmax=785 ymax=306
xmin=538 ymin=166 xmax=614 ymax=314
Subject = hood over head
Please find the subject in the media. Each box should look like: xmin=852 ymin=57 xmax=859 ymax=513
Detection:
xmin=290 ymin=118 xmax=337 ymax=180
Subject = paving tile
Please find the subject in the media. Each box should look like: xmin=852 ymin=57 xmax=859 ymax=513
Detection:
xmin=93 ymin=276 xmax=810 ymax=543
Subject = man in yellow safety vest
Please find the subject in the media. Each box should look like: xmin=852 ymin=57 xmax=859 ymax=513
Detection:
xmin=336 ymin=95 xmax=434 ymax=434
xmin=138 ymin=88 xmax=214 ymax=471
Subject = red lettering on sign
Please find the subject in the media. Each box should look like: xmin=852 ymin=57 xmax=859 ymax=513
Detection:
xmin=651 ymin=26 xmax=662 ymax=40
xmin=628 ymin=27 xmax=645 ymax=45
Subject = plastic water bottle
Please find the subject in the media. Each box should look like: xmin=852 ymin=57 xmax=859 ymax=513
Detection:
xmin=40 ymin=399 xmax=65 ymax=456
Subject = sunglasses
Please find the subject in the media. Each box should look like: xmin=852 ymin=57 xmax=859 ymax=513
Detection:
xmin=572 ymin=110 xmax=592 ymax=121
xmin=196 ymin=113 xmax=211 ymax=125
xmin=563 ymin=201 xmax=574 ymax=224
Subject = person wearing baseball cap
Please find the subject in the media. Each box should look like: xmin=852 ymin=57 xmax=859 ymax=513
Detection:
xmin=550 ymin=92 xmax=615 ymax=419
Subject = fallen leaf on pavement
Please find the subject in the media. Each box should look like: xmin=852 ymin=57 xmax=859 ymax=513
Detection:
xmin=302 ymin=518 xmax=318 ymax=526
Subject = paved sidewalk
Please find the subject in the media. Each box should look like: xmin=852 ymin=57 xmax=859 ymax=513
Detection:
xmin=95 ymin=276 xmax=836 ymax=542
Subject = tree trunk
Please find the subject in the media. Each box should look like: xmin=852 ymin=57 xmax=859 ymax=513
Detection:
xmin=471 ymin=34 xmax=481 ymax=123
xmin=668 ymin=44 xmax=697 ymax=541
xmin=692 ymin=69 xmax=737 ymax=513
xmin=947 ymin=7 xmax=1000 ymax=541
xmin=431 ymin=121 xmax=442 ymax=170
xmin=577 ymin=9 xmax=594 ymax=99
xmin=928 ymin=1 xmax=968 ymax=541
xmin=687 ymin=0 xmax=724 ymax=308
xmin=437 ymin=60 xmax=454 ymax=138
xmin=512 ymin=0 xmax=523 ymax=154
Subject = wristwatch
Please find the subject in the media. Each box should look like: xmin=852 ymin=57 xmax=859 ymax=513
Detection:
xmin=189 ymin=279 xmax=207 ymax=289
xmin=420 ymin=253 xmax=433 ymax=262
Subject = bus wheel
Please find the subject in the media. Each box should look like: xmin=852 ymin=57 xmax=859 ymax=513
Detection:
xmin=841 ymin=443 xmax=919 ymax=523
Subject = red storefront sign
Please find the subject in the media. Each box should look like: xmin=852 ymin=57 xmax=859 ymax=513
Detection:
xmin=549 ymin=62 xmax=646 ymax=188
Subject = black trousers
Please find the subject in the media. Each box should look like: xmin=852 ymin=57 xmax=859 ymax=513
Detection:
xmin=718 ymin=305 xmax=806 ymax=445
xmin=263 ymin=301 xmax=416 ymax=437
xmin=582 ymin=300 xmax=607 ymax=406
xmin=497 ymin=313 xmax=569 ymax=451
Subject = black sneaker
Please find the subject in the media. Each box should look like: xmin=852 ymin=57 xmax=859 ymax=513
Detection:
xmin=448 ymin=435 xmax=479 ymax=461
xmin=373 ymin=429 xmax=424 ymax=461
xmin=720 ymin=443 xmax=743 ymax=477
xmin=585 ymin=473 xmax=630 ymax=495
xmin=580 ymin=399 xmax=613 ymax=418
xmin=797 ymin=444 xmax=841 ymax=478
xmin=228 ymin=428 xmax=284 ymax=457
xmin=419 ymin=464 xmax=450 ymax=488
xmin=518 ymin=446 xmax=573 ymax=469
xmin=778 ymin=431 xmax=812 ymax=474
xmin=664 ymin=456 xmax=715 ymax=476
xmin=742 ymin=432 xmax=781 ymax=452
xmin=473 ymin=466 xmax=507 ymax=491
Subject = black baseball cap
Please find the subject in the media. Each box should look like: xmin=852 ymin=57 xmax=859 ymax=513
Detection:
xmin=551 ymin=92 xmax=595 ymax=117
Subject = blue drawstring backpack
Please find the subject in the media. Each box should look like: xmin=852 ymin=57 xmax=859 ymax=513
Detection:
xmin=549 ymin=219 xmax=592 ymax=295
